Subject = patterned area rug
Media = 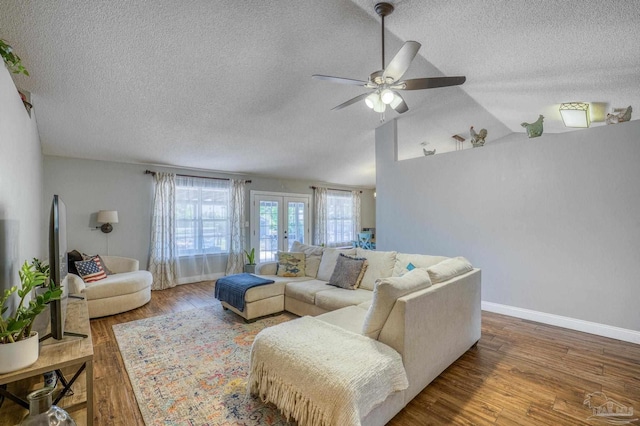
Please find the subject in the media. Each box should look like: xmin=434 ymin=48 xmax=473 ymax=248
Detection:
xmin=112 ymin=304 xmax=294 ymax=425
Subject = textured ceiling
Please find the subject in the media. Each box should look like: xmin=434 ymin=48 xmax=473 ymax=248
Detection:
xmin=2 ymin=0 xmax=639 ymax=188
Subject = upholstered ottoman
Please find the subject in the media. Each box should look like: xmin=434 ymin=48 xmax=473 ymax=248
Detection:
xmin=217 ymin=274 xmax=310 ymax=321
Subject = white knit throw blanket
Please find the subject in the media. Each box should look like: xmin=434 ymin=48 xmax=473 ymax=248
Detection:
xmin=248 ymin=316 xmax=408 ymax=426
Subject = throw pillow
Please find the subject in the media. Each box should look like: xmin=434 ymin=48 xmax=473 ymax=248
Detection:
xmin=392 ymin=253 xmax=449 ymax=277
xmin=291 ymin=241 xmax=324 ymax=278
xmin=74 ymin=259 xmax=107 ymax=283
xmin=426 ymin=256 xmax=473 ymax=284
xmin=406 ymin=262 xmax=415 ymax=271
xmin=362 ymin=268 xmax=432 ymax=339
xmin=355 ymin=248 xmax=397 ymax=291
xmin=67 ymin=250 xmax=83 ymax=275
xmin=316 ymin=247 xmax=357 ymax=281
xmin=327 ymin=254 xmax=368 ymax=290
xmin=82 ymin=253 xmax=113 ymax=275
xmin=276 ymin=252 xmax=306 ymax=277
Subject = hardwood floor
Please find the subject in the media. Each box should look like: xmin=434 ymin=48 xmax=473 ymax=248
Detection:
xmin=3 ymin=282 xmax=638 ymax=425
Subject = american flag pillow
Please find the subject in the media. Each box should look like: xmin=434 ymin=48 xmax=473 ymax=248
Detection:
xmin=74 ymin=259 xmax=107 ymax=283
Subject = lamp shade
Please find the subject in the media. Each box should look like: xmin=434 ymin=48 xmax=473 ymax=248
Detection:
xmin=559 ymin=102 xmax=590 ymax=128
xmin=97 ymin=210 xmax=118 ymax=224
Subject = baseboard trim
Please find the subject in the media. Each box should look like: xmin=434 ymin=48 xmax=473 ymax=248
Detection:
xmin=177 ymin=273 xmax=225 ymax=286
xmin=481 ymin=301 xmax=640 ymax=344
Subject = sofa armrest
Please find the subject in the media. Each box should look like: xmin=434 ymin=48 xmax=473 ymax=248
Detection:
xmin=101 ymin=256 xmax=139 ymax=273
xmin=255 ymin=261 xmax=277 ymax=275
xmin=67 ymin=273 xmax=86 ymax=294
xmin=379 ymin=268 xmax=481 ymax=403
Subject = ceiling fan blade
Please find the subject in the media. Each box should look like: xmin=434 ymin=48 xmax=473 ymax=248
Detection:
xmin=331 ymin=92 xmax=371 ymax=111
xmin=312 ymin=74 xmax=367 ymax=86
xmin=382 ymin=41 xmax=421 ymax=82
xmin=390 ymin=92 xmax=408 ymax=114
xmin=397 ymin=76 xmax=466 ymax=90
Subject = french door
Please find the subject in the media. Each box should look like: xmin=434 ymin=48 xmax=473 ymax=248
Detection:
xmin=250 ymin=191 xmax=310 ymax=262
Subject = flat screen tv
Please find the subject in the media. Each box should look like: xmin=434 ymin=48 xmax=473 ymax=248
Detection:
xmin=49 ymin=194 xmax=69 ymax=340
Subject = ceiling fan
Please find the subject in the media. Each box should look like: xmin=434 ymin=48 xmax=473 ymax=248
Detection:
xmin=313 ymin=2 xmax=466 ymax=116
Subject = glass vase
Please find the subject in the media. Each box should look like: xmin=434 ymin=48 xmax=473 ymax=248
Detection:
xmin=20 ymin=387 xmax=77 ymax=426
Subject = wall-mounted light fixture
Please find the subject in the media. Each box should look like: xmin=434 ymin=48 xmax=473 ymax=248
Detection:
xmin=559 ymin=102 xmax=591 ymax=128
xmin=96 ymin=210 xmax=118 ymax=233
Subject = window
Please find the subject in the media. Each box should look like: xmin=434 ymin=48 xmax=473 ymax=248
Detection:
xmin=326 ymin=190 xmax=355 ymax=246
xmin=175 ymin=176 xmax=230 ymax=256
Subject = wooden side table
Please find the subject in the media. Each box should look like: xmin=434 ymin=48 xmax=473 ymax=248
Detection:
xmin=0 ymin=296 xmax=94 ymax=425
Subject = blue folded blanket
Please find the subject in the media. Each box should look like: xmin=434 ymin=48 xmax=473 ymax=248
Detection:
xmin=215 ymin=273 xmax=275 ymax=312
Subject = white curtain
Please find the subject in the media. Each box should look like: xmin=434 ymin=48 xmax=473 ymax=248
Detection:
xmin=225 ymin=179 xmax=246 ymax=275
xmin=175 ymin=176 xmax=230 ymax=284
xmin=313 ymin=186 xmax=328 ymax=246
xmin=149 ymin=172 xmax=178 ymax=290
xmin=352 ymin=190 xmax=361 ymax=240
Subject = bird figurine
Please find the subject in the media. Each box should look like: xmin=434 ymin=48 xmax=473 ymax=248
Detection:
xmin=470 ymin=126 xmax=488 ymax=147
xmin=423 ymin=148 xmax=436 ymax=156
xmin=606 ymin=105 xmax=632 ymax=125
xmin=521 ymin=115 xmax=544 ymax=138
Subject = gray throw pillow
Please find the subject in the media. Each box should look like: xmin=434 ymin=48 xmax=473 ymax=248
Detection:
xmin=327 ymin=254 xmax=367 ymax=290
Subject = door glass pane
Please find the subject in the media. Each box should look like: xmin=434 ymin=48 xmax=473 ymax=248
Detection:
xmin=259 ymin=200 xmax=279 ymax=262
xmin=287 ymin=201 xmax=305 ymax=251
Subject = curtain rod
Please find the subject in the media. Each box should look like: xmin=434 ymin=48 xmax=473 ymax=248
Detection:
xmin=145 ymin=170 xmax=251 ymax=183
xmin=311 ymin=186 xmax=362 ymax=194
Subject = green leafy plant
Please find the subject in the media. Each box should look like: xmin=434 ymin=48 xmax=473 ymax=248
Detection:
xmin=244 ymin=248 xmax=256 ymax=265
xmin=32 ymin=257 xmax=54 ymax=289
xmin=0 ymin=261 xmax=61 ymax=344
xmin=0 ymin=38 xmax=29 ymax=76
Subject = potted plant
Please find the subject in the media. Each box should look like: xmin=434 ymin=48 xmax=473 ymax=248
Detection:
xmin=30 ymin=258 xmax=54 ymax=336
xmin=0 ymin=261 xmax=62 ymax=374
xmin=0 ymin=38 xmax=29 ymax=75
xmin=243 ymin=248 xmax=256 ymax=274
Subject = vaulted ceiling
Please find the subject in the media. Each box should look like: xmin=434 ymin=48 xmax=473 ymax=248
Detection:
xmin=2 ymin=1 xmax=639 ymax=188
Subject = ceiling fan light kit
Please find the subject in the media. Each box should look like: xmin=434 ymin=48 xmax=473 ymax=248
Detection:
xmin=312 ymin=2 xmax=465 ymax=119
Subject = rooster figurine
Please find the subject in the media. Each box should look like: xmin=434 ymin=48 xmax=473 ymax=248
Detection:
xmin=470 ymin=126 xmax=488 ymax=147
xmin=423 ymin=148 xmax=436 ymax=156
xmin=521 ymin=115 xmax=544 ymax=138
xmin=606 ymin=106 xmax=632 ymax=125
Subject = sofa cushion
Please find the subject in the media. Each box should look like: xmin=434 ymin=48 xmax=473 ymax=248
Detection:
xmin=392 ymin=253 xmax=450 ymax=277
xmin=355 ymin=249 xmax=397 ymax=291
xmin=244 ymin=281 xmax=286 ymax=303
xmin=285 ymin=279 xmax=334 ymax=304
xmin=316 ymin=305 xmax=369 ymax=335
xmin=291 ymin=241 xmax=324 ymax=278
xmin=427 ymin=257 xmax=473 ymax=284
xmin=276 ymin=251 xmax=305 ymax=277
xmin=327 ymin=254 xmax=367 ymax=290
xmin=316 ymin=247 xmax=357 ymax=281
xmin=363 ymin=268 xmax=432 ymax=339
xmin=315 ymin=288 xmax=373 ymax=311
xmin=82 ymin=270 xmax=153 ymax=299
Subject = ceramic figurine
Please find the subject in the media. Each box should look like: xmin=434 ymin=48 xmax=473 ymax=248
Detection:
xmin=521 ymin=115 xmax=544 ymax=138
xmin=470 ymin=126 xmax=488 ymax=147
xmin=423 ymin=148 xmax=436 ymax=156
xmin=606 ymin=106 xmax=632 ymax=125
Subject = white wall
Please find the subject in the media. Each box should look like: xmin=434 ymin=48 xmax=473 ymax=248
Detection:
xmin=43 ymin=157 xmax=375 ymax=273
xmin=376 ymin=119 xmax=640 ymax=333
xmin=0 ymin=67 xmax=44 ymax=297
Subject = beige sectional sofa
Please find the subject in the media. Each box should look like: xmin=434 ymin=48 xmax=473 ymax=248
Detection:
xmin=220 ymin=242 xmax=481 ymax=425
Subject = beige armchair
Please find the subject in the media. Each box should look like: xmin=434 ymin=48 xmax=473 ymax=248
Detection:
xmin=68 ymin=255 xmax=153 ymax=318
